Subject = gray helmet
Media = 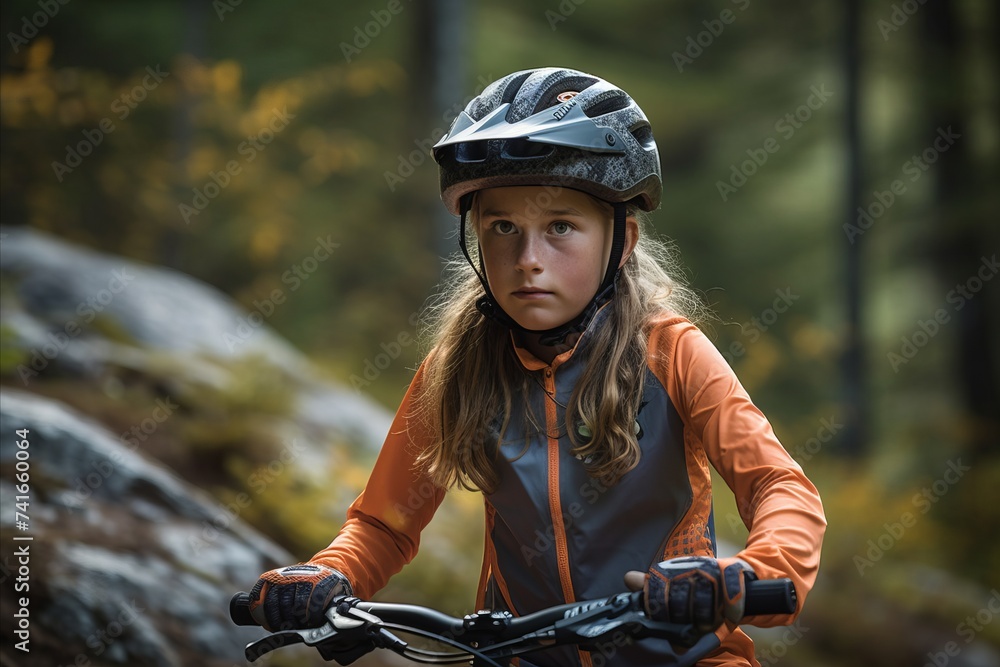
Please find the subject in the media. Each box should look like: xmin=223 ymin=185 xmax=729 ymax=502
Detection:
xmin=433 ymin=67 xmax=662 ymax=215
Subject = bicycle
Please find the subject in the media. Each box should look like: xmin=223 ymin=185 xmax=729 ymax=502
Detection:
xmin=230 ymin=577 xmax=796 ymax=666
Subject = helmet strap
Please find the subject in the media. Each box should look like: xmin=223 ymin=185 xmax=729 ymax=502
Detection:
xmin=458 ymin=194 xmax=627 ymax=347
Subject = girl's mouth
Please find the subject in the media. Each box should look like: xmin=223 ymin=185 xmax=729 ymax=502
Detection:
xmin=512 ymin=287 xmax=552 ymax=299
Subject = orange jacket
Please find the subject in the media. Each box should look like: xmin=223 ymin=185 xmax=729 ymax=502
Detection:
xmin=311 ymin=312 xmax=827 ymax=666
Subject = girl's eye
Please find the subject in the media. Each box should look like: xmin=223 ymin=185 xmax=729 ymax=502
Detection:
xmin=493 ymin=220 xmax=516 ymax=235
xmin=552 ymin=221 xmax=572 ymax=235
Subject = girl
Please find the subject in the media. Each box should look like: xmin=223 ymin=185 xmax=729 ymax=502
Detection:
xmin=247 ymin=67 xmax=827 ymax=666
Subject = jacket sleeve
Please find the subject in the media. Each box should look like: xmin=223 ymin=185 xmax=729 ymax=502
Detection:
xmin=309 ymin=357 xmax=445 ymax=599
xmin=664 ymin=319 xmax=827 ymax=627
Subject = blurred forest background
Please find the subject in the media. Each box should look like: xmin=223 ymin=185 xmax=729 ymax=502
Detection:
xmin=1 ymin=0 xmax=998 ymax=665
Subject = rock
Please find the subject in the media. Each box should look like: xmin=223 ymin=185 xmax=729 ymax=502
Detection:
xmin=0 ymin=388 xmax=304 ymax=666
xmin=0 ymin=225 xmax=392 ymax=453
xmin=0 ymin=226 xmax=298 ymax=362
xmin=0 ymin=229 xmax=470 ymax=667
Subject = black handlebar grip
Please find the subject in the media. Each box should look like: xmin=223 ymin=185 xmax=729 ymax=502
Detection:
xmin=230 ymin=592 xmax=259 ymax=626
xmin=743 ymin=579 xmax=797 ymax=616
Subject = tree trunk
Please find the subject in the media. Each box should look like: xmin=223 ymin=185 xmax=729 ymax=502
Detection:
xmin=921 ymin=0 xmax=1000 ymax=458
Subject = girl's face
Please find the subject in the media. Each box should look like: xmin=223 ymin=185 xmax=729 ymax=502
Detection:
xmin=476 ymin=186 xmax=636 ymax=333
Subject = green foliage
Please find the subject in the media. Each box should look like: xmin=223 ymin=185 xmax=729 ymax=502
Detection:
xmin=0 ymin=324 xmax=28 ymax=374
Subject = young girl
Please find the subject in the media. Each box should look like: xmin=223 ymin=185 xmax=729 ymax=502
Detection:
xmin=247 ymin=67 xmax=827 ymax=666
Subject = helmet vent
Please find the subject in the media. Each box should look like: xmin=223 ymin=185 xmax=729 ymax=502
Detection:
xmin=500 ymin=72 xmax=534 ymax=106
xmin=584 ymin=93 xmax=631 ymax=119
xmin=629 ymin=123 xmax=656 ymax=150
xmin=533 ymin=75 xmax=598 ymax=115
xmin=454 ymin=141 xmax=488 ymax=163
xmin=502 ymin=138 xmax=555 ymax=160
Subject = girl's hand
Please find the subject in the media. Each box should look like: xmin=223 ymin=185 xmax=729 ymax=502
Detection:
xmin=624 ymin=570 xmax=646 ymax=591
xmin=624 ymin=557 xmax=755 ymax=633
xmin=248 ymin=563 xmax=352 ymax=631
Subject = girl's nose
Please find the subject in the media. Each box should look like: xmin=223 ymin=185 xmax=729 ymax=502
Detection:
xmin=514 ymin=234 xmax=543 ymax=273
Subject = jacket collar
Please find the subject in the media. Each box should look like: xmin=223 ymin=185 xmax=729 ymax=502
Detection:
xmin=510 ymin=301 xmax=613 ymax=372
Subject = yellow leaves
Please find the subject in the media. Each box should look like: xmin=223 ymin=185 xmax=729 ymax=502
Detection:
xmin=737 ymin=334 xmax=780 ymax=391
xmin=349 ymin=59 xmax=406 ymax=95
xmin=345 ymin=65 xmax=383 ymax=97
xmin=174 ymin=54 xmax=213 ymax=96
xmin=136 ymin=160 xmax=176 ymax=224
xmin=283 ymin=60 xmax=404 ymax=105
xmin=170 ymin=56 xmax=402 ymax=142
xmin=250 ymin=224 xmax=285 ymax=262
xmin=0 ymin=38 xmax=58 ymax=125
xmin=791 ymin=320 xmax=837 ymax=360
xmin=3 ymin=43 xmax=175 ymax=129
xmin=241 ymin=85 xmax=300 ymax=137
xmin=25 ymin=36 xmax=54 ymax=71
xmin=184 ymin=146 xmax=223 ymax=182
xmin=296 ymin=127 xmax=326 ymax=153
xmin=211 ymin=60 xmax=242 ymax=97
xmin=297 ymin=128 xmax=369 ymax=184
xmin=55 ymin=96 xmax=87 ymax=125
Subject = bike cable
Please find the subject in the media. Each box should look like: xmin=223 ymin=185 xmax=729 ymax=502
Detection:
xmin=381 ymin=622 xmax=507 ymax=667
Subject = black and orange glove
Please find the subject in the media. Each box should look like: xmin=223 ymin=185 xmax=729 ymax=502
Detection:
xmin=248 ymin=563 xmax=352 ymax=631
xmin=643 ymin=557 xmax=755 ymax=634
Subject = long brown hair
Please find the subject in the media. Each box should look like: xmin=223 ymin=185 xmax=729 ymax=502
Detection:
xmin=413 ymin=202 xmax=708 ymax=494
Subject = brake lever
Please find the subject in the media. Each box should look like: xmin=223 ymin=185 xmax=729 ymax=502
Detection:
xmin=244 ymin=599 xmax=388 ymax=663
xmin=548 ymin=591 xmax=721 ymax=666
xmin=244 ymin=622 xmax=341 ymax=661
xmin=332 ymin=603 xmax=383 ymax=628
xmin=326 ymin=598 xmax=409 ymax=663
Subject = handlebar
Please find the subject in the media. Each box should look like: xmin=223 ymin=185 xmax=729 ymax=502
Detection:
xmin=230 ymin=579 xmax=796 ymax=665
xmin=230 ymin=578 xmax=796 ymax=628
xmin=743 ymin=578 xmax=797 ymax=616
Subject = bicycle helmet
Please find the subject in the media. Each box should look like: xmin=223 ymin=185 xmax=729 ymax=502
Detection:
xmin=432 ymin=67 xmax=662 ymax=344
